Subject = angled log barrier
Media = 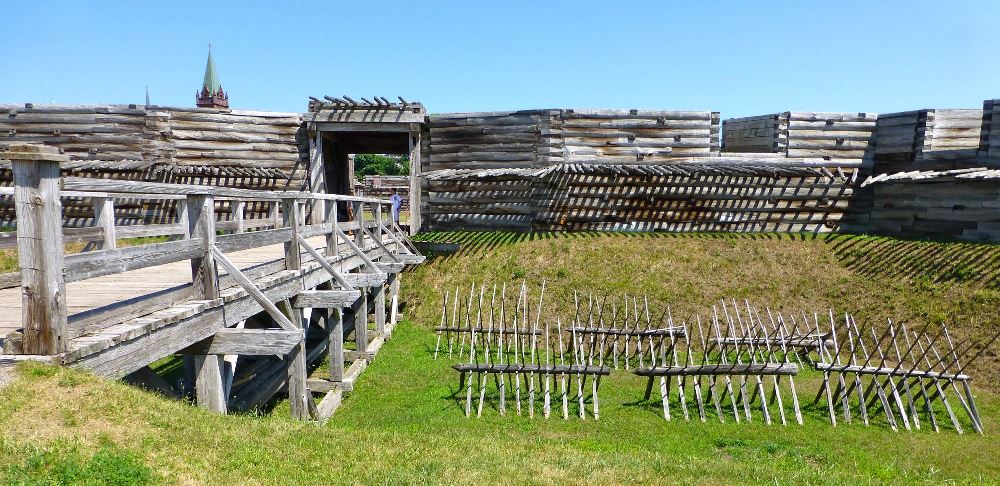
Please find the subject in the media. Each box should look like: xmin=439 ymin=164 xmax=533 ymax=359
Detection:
xmin=0 ymin=144 xmax=424 ymax=421
xmin=435 ymin=281 xmax=995 ymax=433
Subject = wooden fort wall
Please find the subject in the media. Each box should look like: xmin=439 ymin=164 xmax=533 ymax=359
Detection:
xmin=5 ymin=101 xmax=1000 ymax=241
xmin=0 ymin=103 xmax=309 ymax=187
xmin=420 ymin=103 xmax=1000 ymax=241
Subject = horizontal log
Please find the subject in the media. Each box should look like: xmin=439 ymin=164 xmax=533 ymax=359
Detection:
xmin=181 ymin=328 xmax=302 ymax=355
xmin=293 ymin=290 xmax=361 ymax=308
xmin=633 ymin=363 xmax=799 ymax=377
xmin=64 ymin=238 xmax=204 ymax=283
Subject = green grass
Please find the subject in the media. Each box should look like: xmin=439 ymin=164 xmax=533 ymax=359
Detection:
xmin=1 ymin=231 xmax=999 ymax=483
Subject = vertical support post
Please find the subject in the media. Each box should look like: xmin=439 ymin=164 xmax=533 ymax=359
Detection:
xmin=283 ymin=198 xmax=302 ymax=271
xmin=408 ymin=130 xmax=422 ymax=235
xmin=186 ymin=194 xmax=217 ymax=301
xmin=230 ymin=200 xmax=245 ymax=234
xmin=193 ymin=355 xmax=226 ymax=412
xmin=10 ymin=144 xmax=69 ymax=355
xmin=373 ymin=203 xmax=386 ymax=338
xmin=325 ymin=197 xmax=338 ymax=262
xmin=270 ymin=200 xmax=280 ymax=230
xmin=330 ymin=307 xmax=344 ymax=382
xmin=185 ymin=193 xmax=224 ymax=412
xmin=354 ymin=201 xmax=365 ymax=248
xmin=388 ymin=272 xmax=401 ymax=336
xmin=92 ymin=196 xmax=116 ymax=250
xmin=355 ymin=289 xmax=369 ymax=356
xmin=353 ymin=201 xmax=368 ymax=355
xmin=309 ymin=130 xmax=327 ymax=224
xmin=282 ymin=198 xmax=311 ymax=420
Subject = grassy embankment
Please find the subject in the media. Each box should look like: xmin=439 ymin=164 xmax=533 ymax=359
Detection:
xmin=1 ymin=231 xmax=999 ymax=483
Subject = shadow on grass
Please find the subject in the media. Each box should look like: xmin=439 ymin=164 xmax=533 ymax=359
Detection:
xmin=414 ymin=230 xmax=1000 ymax=287
xmin=823 ymin=233 xmax=1000 ymax=286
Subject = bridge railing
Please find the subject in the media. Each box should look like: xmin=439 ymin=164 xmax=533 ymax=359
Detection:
xmin=2 ymin=143 xmax=415 ymax=356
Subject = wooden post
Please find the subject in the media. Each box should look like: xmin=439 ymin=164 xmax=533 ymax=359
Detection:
xmin=330 ymin=307 xmax=344 ymax=382
xmin=408 ymin=130 xmax=422 ymax=235
xmin=388 ymin=272 xmax=400 ymax=336
xmin=230 ymin=200 xmax=245 ymax=234
xmin=373 ymin=204 xmax=386 ymax=337
xmin=185 ymin=193 xmax=224 ymax=412
xmin=309 ymin=130 xmax=327 ymax=224
xmin=194 ymin=354 xmax=227 ymax=412
xmin=353 ymin=201 xmax=368 ymax=354
xmin=9 ymin=144 xmax=69 ymax=355
xmin=186 ymin=194 xmax=217 ymax=300
xmin=282 ymin=198 xmax=311 ymax=419
xmin=92 ymin=196 xmax=116 ymax=250
xmin=283 ymin=198 xmax=302 ymax=271
xmin=355 ymin=289 xmax=369 ymax=356
xmin=354 ymin=201 xmax=365 ymax=248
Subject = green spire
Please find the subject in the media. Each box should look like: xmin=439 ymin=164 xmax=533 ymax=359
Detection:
xmin=202 ymin=48 xmax=221 ymax=95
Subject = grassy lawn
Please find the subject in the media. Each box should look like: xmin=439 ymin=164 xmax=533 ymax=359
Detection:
xmin=1 ymin=231 xmax=999 ymax=483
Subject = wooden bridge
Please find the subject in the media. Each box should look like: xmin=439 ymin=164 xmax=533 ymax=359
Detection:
xmin=0 ymin=143 xmax=424 ymax=421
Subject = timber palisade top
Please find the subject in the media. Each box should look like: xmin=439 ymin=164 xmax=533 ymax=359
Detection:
xmin=0 ymin=142 xmax=425 ymax=421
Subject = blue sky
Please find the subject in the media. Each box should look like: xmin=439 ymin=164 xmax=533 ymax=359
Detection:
xmin=1 ymin=1 xmax=997 ymax=118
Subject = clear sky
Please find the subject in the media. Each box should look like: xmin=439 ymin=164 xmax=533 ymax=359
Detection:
xmin=2 ymin=1 xmax=997 ymax=119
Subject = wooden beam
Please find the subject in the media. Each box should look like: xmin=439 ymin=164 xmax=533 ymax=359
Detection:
xmin=293 ymin=290 xmax=361 ymax=309
xmin=187 ymin=194 xmax=218 ymax=300
xmin=210 ymin=247 xmax=297 ymax=332
xmin=92 ymin=196 xmax=116 ymax=250
xmin=194 ymin=354 xmax=227 ymax=413
xmin=409 ymin=130 xmax=422 ymax=234
xmin=341 ymin=272 xmax=387 ymax=287
xmin=10 ymin=143 xmax=70 ymax=354
xmin=181 ymin=329 xmax=302 ymax=355
xmin=295 ymin=234 xmax=353 ymax=289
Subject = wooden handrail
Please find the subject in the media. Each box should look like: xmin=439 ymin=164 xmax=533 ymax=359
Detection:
xmin=60 ymin=177 xmax=391 ymax=204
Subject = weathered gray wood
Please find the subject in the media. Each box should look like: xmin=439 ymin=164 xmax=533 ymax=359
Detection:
xmin=280 ymin=299 xmax=312 ymax=420
xmin=194 ymin=354 xmax=227 ymax=413
xmin=341 ymin=272 xmax=387 ymax=287
xmin=92 ymin=196 xmax=116 ymax=250
xmin=293 ymin=290 xmax=361 ymax=308
xmin=282 ymin=199 xmax=302 ymax=271
xmin=11 ymin=144 xmax=70 ymax=354
xmin=68 ymin=283 xmax=195 ymax=339
xmin=354 ymin=289 xmax=369 ymax=355
xmin=295 ymin=234 xmax=353 ymax=290
xmin=409 ymin=130 xmax=422 ymax=234
xmin=187 ymin=194 xmax=218 ymax=300
xmin=182 ymin=328 xmax=302 ymax=355
xmin=210 ymin=247 xmax=296 ymax=332
xmin=330 ymin=308 xmax=345 ymax=382
xmin=63 ymin=239 xmax=204 ymax=283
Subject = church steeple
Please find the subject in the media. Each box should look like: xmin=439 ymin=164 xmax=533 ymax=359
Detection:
xmin=196 ymin=45 xmax=229 ymax=108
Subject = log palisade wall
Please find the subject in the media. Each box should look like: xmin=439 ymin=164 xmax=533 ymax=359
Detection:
xmin=422 ymin=109 xmax=721 ymax=230
xmin=722 ymin=112 xmax=877 ymax=159
xmin=1 ymin=104 xmax=309 ymax=189
xmin=6 ymin=101 xmax=1000 ymax=241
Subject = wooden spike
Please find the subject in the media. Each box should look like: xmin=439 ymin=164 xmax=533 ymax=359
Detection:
xmin=712 ymin=305 xmax=740 ymax=422
xmin=557 ymin=317 xmax=568 ymax=420
xmin=435 ymin=291 xmax=448 ymax=360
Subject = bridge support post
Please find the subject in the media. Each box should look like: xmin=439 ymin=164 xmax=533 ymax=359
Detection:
xmin=352 ymin=202 xmax=369 ymax=355
xmin=373 ymin=204 xmax=386 ymax=338
xmin=283 ymin=198 xmax=312 ymax=420
xmin=186 ymin=193 xmax=227 ymax=413
xmin=9 ymin=144 xmax=70 ymax=355
xmin=388 ymin=272 xmax=401 ymax=335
